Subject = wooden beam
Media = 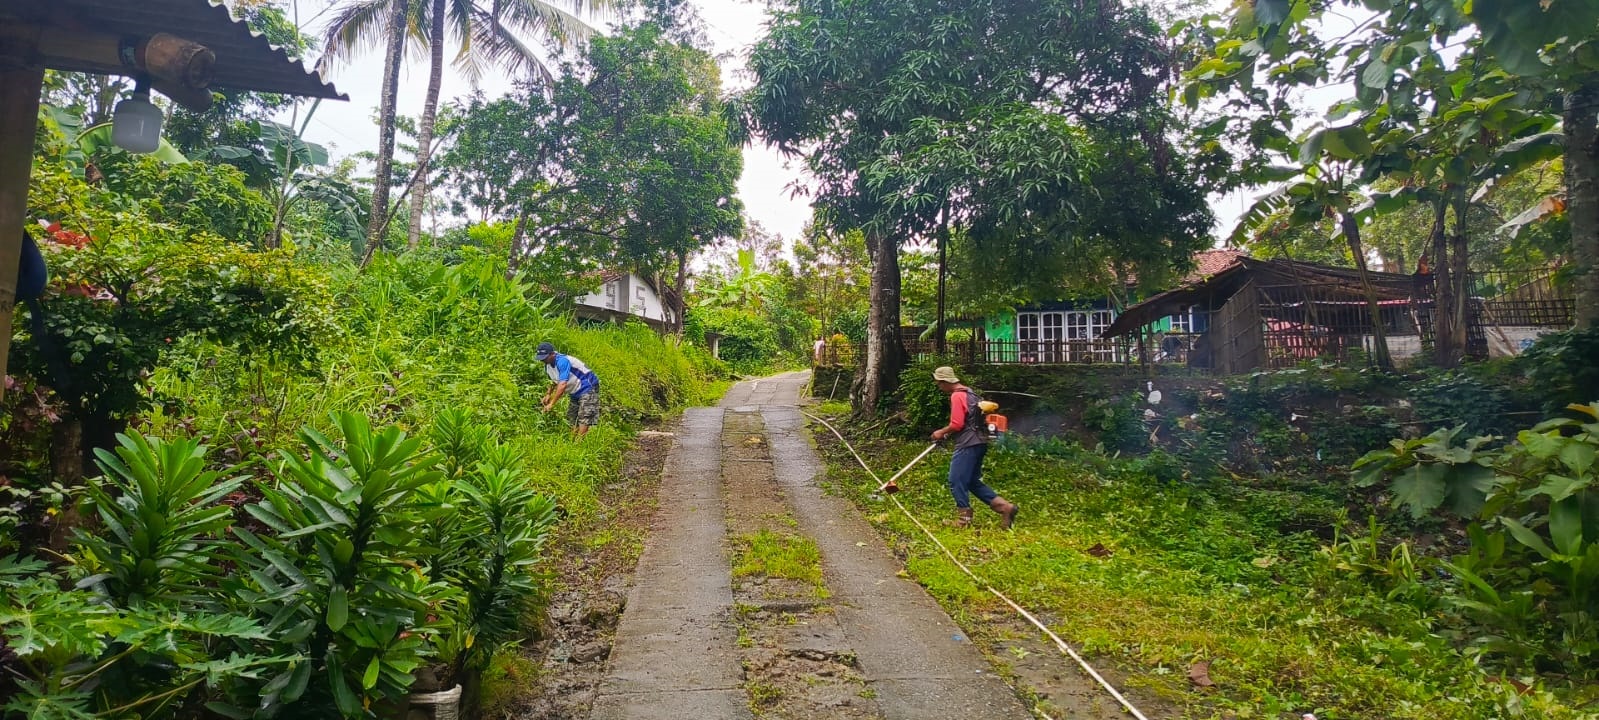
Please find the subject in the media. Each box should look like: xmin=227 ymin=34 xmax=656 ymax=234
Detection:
xmin=36 ymin=28 xmax=214 ymax=88
xmin=151 ymin=78 xmax=213 ymax=112
xmin=0 ymin=44 xmax=45 ymax=401
xmin=32 ymin=27 xmax=215 ymax=111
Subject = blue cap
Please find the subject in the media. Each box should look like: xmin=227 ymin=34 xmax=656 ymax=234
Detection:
xmin=536 ymin=341 xmax=555 ymax=360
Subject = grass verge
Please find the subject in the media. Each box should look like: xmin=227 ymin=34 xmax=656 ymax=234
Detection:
xmin=811 ymin=418 xmax=1597 ymax=720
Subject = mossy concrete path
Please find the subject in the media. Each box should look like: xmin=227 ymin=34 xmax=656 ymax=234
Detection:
xmin=591 ymin=372 xmax=1031 ymax=720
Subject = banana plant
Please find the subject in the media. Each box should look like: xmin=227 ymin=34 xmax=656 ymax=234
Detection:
xmin=42 ymin=104 xmax=189 ymax=177
xmin=697 ymin=249 xmax=778 ymax=312
xmin=206 ymin=104 xmax=368 ymax=251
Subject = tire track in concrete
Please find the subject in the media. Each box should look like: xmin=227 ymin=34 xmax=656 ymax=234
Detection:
xmin=758 ymin=376 xmax=1032 ymax=720
xmin=591 ymin=407 xmax=752 ymax=720
xmin=594 ymin=373 xmax=1032 ymax=720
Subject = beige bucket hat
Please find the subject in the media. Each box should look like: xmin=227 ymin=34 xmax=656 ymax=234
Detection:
xmin=932 ymin=366 xmax=960 ymax=383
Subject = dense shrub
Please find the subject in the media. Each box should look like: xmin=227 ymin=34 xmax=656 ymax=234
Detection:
xmin=3 ymin=101 xmax=720 ymax=718
xmin=1082 ymin=393 xmax=1150 ymax=454
xmin=686 ymin=306 xmax=784 ymax=375
xmin=897 ymin=356 xmax=954 ymax=430
xmin=1351 ymin=404 xmax=1599 ymax=677
xmin=1519 ymin=326 xmax=1599 ymax=413
xmin=1 ymin=412 xmax=565 ymax=717
xmin=1406 ymin=368 xmax=1524 ymax=438
xmin=94 ymin=152 xmax=274 ymax=245
xmin=3 ymin=247 xmax=715 ymax=713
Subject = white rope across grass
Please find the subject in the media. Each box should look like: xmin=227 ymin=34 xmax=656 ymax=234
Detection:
xmin=802 ymin=411 xmax=1152 ymax=720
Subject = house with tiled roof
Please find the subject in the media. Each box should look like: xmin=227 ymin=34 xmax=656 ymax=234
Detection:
xmin=973 ymin=249 xmax=1244 ymax=363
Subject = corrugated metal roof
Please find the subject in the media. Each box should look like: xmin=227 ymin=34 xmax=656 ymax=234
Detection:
xmin=0 ymin=0 xmax=345 ymax=100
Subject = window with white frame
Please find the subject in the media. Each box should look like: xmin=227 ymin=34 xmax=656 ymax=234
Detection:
xmin=1169 ymin=305 xmax=1199 ymax=334
xmin=1016 ymin=310 xmax=1117 ymax=362
xmin=1017 ymin=313 xmax=1040 ymax=341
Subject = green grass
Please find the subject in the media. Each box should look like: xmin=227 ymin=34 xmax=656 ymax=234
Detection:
xmin=732 ymin=528 xmax=827 ymax=593
xmin=139 ymin=254 xmax=719 ymax=531
xmin=477 ymin=650 xmax=542 ymax=716
xmin=816 ymin=431 xmax=1597 ymax=720
xmin=816 ymin=400 xmax=853 ymax=416
xmin=744 ymin=677 xmax=784 ymax=709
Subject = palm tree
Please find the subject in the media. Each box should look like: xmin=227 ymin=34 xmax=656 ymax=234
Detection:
xmin=321 ymin=0 xmax=602 ymax=257
xmin=319 ymin=0 xmax=409 ymax=263
xmin=404 ymin=0 xmax=602 ymax=250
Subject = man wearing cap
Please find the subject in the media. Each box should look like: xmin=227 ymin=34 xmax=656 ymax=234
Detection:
xmin=536 ymin=342 xmax=600 ymax=438
xmin=930 ymin=366 xmax=1018 ymax=529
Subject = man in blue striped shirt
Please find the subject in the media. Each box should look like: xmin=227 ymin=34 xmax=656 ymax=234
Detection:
xmin=537 ymin=342 xmax=601 ymax=438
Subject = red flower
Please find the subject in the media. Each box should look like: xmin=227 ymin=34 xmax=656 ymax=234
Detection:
xmin=40 ymin=221 xmax=92 ymax=248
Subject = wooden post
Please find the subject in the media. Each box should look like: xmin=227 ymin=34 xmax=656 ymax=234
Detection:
xmin=0 ymin=38 xmax=45 ymax=401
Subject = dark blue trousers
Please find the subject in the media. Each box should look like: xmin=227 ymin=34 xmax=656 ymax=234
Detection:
xmin=947 ymin=445 xmax=997 ymax=510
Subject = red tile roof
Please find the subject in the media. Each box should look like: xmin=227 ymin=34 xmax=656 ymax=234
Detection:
xmin=1183 ymin=249 xmax=1246 ymax=284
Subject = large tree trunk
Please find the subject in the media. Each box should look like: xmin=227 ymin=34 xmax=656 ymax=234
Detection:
xmin=85 ymin=75 xmax=127 ymax=126
xmin=48 ymin=410 xmax=126 ymax=550
xmin=934 ymin=210 xmax=948 ymax=353
xmin=1340 ymin=212 xmax=1393 ymax=370
xmin=854 ymin=231 xmax=903 ymax=416
xmin=406 ymin=0 xmax=447 ymax=251
xmin=1450 ymin=191 xmax=1472 ymax=360
xmin=1567 ymin=84 xmax=1599 ymax=330
xmin=46 ymin=417 xmax=85 ymax=551
xmin=361 ymin=0 xmax=408 ymax=265
xmin=506 ymin=212 xmax=529 ymax=277
xmin=1429 ymin=198 xmax=1458 ymax=367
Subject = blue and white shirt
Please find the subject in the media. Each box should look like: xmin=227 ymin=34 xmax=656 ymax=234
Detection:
xmin=546 ymin=353 xmax=599 ymax=397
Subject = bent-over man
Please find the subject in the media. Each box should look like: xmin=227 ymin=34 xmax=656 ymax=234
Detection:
xmin=537 ymin=342 xmax=600 ymax=439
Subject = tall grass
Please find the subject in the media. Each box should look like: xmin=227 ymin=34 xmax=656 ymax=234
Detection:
xmin=141 ymin=249 xmax=719 ymax=523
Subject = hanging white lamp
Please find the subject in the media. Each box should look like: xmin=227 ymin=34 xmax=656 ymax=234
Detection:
xmin=112 ymin=78 xmax=163 ymax=154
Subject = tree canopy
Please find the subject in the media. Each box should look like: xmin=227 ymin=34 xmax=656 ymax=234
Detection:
xmin=1182 ymin=0 xmax=1599 ymax=350
xmin=441 ymin=21 xmax=742 ymax=284
xmin=738 ymin=0 xmax=1214 ymax=410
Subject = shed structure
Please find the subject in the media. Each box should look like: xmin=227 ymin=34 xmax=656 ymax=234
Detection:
xmin=1101 ymin=257 xmax=1421 ymax=373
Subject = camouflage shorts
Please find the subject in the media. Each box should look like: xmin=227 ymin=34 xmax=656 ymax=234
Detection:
xmin=568 ymin=389 xmax=600 ymax=427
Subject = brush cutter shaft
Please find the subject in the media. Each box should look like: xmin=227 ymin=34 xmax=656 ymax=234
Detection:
xmin=880 ymin=444 xmax=938 ymax=490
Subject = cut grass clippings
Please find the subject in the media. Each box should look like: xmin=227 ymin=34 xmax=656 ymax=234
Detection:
xmin=812 ymin=422 xmax=1597 ymax=720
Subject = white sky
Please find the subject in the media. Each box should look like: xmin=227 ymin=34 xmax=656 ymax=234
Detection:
xmin=277 ymin=0 xmax=1362 ymax=249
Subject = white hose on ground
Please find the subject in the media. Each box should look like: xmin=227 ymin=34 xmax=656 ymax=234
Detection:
xmin=801 ymin=411 xmax=1152 ymax=720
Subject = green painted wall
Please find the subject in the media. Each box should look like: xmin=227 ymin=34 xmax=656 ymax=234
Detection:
xmin=984 ymin=315 xmax=1017 ymax=361
xmin=985 ymin=315 xmax=1015 ymax=341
